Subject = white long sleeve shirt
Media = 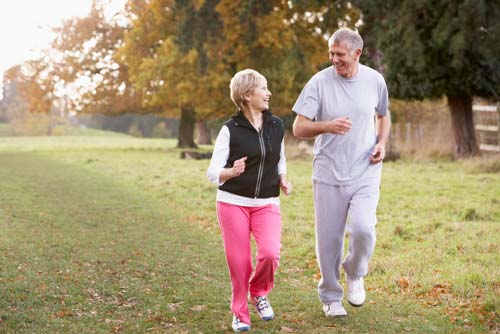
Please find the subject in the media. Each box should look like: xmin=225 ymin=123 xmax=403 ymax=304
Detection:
xmin=207 ymin=125 xmax=287 ymax=207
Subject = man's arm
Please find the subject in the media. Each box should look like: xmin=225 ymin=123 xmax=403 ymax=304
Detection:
xmin=370 ymin=112 xmax=391 ymax=164
xmin=292 ymin=114 xmax=352 ymax=139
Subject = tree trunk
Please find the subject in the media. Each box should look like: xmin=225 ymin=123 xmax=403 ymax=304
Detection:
xmin=177 ymin=106 xmax=197 ymax=148
xmin=447 ymin=95 xmax=479 ymax=157
xmin=196 ymin=120 xmax=212 ymax=145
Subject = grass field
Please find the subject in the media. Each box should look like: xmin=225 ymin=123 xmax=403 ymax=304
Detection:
xmin=0 ymin=133 xmax=498 ymax=333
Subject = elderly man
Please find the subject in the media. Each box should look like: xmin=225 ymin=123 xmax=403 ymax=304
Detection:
xmin=292 ymin=27 xmax=391 ymax=317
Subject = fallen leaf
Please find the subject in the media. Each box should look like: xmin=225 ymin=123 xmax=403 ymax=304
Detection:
xmin=190 ymin=305 xmax=206 ymax=311
xmin=281 ymin=326 xmax=294 ymax=333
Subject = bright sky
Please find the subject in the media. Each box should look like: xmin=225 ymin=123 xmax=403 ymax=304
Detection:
xmin=0 ymin=0 xmax=126 ymax=88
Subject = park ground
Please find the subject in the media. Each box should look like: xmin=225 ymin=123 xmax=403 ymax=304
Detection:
xmin=0 ymin=129 xmax=499 ymax=333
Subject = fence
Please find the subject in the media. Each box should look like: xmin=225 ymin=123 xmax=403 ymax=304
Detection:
xmin=473 ymin=104 xmax=500 ymax=153
xmin=390 ymin=120 xmax=453 ymax=154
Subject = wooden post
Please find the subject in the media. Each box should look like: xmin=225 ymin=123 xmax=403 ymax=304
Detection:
xmin=473 ymin=103 xmax=499 ymax=153
xmin=406 ymin=122 xmax=411 ymax=148
xmin=497 ymin=102 xmax=500 ymax=150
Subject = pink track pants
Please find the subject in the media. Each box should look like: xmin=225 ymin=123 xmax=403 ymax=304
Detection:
xmin=216 ymin=201 xmax=282 ymax=324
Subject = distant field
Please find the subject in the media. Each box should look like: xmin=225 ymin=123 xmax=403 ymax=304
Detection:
xmin=0 ymin=123 xmax=131 ymax=138
xmin=0 ymin=123 xmax=10 ymax=136
xmin=0 ymin=134 xmax=498 ymax=333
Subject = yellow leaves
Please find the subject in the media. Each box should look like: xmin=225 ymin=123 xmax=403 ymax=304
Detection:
xmin=255 ymin=9 xmax=294 ymax=51
xmin=192 ymin=0 xmax=206 ymax=11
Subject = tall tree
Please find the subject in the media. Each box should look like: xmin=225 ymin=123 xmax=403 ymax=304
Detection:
xmin=282 ymin=1 xmax=362 ymax=105
xmin=12 ymin=59 xmax=55 ymax=115
xmin=51 ymin=0 xmax=142 ymax=116
xmin=121 ymin=0 xmax=352 ymax=146
xmin=206 ymin=0 xmax=359 ymax=119
xmin=120 ymin=0 xmax=225 ymax=148
xmin=1 ymin=64 xmax=60 ymax=135
xmin=0 ymin=66 xmax=27 ymax=124
xmin=358 ymin=0 xmax=500 ymax=157
xmin=211 ymin=0 xmax=299 ymax=116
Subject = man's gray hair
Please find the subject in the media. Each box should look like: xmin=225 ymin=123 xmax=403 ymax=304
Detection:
xmin=328 ymin=28 xmax=364 ymax=53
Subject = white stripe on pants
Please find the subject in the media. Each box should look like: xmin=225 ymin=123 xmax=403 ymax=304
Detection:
xmin=313 ymin=179 xmax=380 ymax=304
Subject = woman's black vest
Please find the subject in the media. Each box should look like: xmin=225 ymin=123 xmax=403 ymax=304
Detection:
xmin=219 ymin=110 xmax=284 ymax=198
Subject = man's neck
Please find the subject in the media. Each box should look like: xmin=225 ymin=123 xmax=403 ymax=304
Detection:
xmin=345 ymin=63 xmax=359 ymax=78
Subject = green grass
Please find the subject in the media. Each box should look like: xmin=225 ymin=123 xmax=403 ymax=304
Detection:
xmin=0 ymin=123 xmax=10 ymax=137
xmin=62 ymin=126 xmax=132 ymax=137
xmin=0 ymin=134 xmax=498 ymax=333
xmin=0 ymin=123 xmax=130 ymax=138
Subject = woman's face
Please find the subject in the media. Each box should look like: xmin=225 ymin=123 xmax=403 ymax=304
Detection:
xmin=246 ymin=78 xmax=272 ymax=112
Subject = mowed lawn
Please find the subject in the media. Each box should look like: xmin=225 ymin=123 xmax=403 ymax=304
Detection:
xmin=0 ymin=134 xmax=498 ymax=334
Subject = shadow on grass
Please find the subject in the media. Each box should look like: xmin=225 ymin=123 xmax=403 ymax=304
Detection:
xmin=0 ymin=152 xmax=228 ymax=334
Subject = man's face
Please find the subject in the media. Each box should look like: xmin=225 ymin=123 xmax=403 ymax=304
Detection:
xmin=329 ymin=41 xmax=361 ymax=78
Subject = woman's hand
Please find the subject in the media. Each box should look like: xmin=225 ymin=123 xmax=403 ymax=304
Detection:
xmin=218 ymin=156 xmax=247 ymax=183
xmin=231 ymin=156 xmax=247 ymax=177
xmin=279 ymin=174 xmax=292 ymax=196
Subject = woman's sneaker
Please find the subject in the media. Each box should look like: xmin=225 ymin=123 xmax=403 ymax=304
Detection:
xmin=323 ymin=302 xmax=347 ymax=317
xmin=232 ymin=316 xmax=250 ymax=332
xmin=251 ymin=296 xmax=274 ymax=321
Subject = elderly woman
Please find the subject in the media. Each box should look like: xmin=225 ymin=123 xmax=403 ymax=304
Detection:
xmin=207 ymin=69 xmax=291 ymax=332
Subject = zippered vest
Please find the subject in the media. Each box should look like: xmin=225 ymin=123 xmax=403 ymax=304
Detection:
xmin=219 ymin=110 xmax=284 ymax=198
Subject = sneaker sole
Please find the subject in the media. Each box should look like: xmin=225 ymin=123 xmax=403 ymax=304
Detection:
xmin=347 ymin=300 xmax=364 ymax=307
xmin=232 ymin=326 xmax=250 ymax=332
xmin=261 ymin=315 xmax=274 ymax=321
xmin=325 ymin=313 xmax=347 ymax=318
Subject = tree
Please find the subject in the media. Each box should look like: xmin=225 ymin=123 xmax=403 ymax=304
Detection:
xmin=120 ymin=0 xmax=353 ymax=146
xmin=207 ymin=1 xmax=359 ymax=120
xmin=28 ymin=0 xmax=363 ymax=144
xmin=0 ymin=69 xmax=20 ymax=123
xmin=119 ymin=0 xmax=226 ymax=148
xmin=1 ymin=64 xmax=61 ymax=135
xmin=358 ymin=0 xmax=500 ymax=157
xmin=51 ymin=1 xmax=142 ymax=117
xmin=0 ymin=66 xmax=27 ymax=124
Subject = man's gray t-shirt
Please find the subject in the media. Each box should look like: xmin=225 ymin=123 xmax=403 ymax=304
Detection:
xmin=293 ymin=64 xmax=388 ymax=186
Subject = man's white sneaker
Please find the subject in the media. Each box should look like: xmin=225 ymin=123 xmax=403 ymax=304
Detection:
xmin=323 ymin=302 xmax=347 ymax=317
xmin=346 ymin=273 xmax=366 ymax=307
xmin=232 ymin=315 xmax=250 ymax=332
xmin=251 ymin=296 xmax=274 ymax=321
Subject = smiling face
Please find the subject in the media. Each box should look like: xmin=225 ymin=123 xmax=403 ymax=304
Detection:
xmin=329 ymin=41 xmax=362 ymax=78
xmin=245 ymin=77 xmax=272 ymax=112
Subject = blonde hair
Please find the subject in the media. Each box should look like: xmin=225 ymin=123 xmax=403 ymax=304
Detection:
xmin=229 ymin=69 xmax=266 ymax=110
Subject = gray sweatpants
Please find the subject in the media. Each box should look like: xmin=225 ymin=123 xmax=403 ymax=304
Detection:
xmin=313 ymin=179 xmax=380 ymax=304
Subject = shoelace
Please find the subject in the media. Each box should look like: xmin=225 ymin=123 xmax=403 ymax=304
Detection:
xmin=234 ymin=317 xmax=247 ymax=326
xmin=255 ymin=297 xmax=270 ymax=311
xmin=351 ymin=278 xmax=364 ymax=292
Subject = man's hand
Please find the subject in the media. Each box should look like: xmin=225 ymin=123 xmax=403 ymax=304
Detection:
xmin=370 ymin=142 xmax=386 ymax=164
xmin=293 ymin=114 xmax=351 ymax=138
xmin=327 ymin=117 xmax=352 ymax=135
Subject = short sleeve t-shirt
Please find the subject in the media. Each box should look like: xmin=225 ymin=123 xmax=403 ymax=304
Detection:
xmin=292 ymin=64 xmax=388 ymax=186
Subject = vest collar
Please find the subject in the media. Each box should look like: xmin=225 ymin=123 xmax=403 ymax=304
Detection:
xmin=232 ymin=109 xmax=273 ymax=129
